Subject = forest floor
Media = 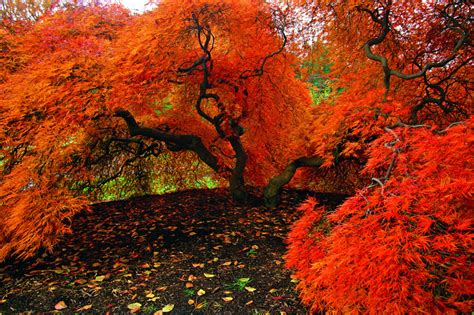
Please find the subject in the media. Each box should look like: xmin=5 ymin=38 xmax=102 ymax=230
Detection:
xmin=0 ymin=189 xmax=345 ymax=314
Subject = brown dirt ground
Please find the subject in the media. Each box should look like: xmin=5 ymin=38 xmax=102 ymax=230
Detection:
xmin=0 ymin=189 xmax=345 ymax=314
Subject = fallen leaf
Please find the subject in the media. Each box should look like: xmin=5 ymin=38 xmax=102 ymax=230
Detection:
xmin=127 ymin=302 xmax=142 ymax=310
xmin=222 ymin=296 xmax=233 ymax=302
xmin=192 ymin=263 xmax=204 ymax=268
xmin=245 ymin=300 xmax=254 ymax=305
xmin=204 ymin=273 xmax=215 ymax=278
xmin=55 ymin=301 xmax=67 ymax=310
xmin=185 ymin=282 xmax=194 ymax=288
xmin=197 ymin=289 xmax=206 ymax=296
xmin=269 ymin=288 xmax=277 ymax=293
xmin=188 ymin=299 xmax=195 ymax=305
xmin=95 ymin=275 xmax=106 ymax=282
xmin=162 ymin=304 xmax=174 ymax=312
xmin=222 ymin=261 xmax=232 ymax=266
xmin=195 ymin=302 xmax=205 ymax=310
xmin=245 ymin=286 xmax=256 ymax=292
xmin=76 ymin=304 xmax=92 ymax=311
xmin=146 ymin=293 xmax=155 ymax=298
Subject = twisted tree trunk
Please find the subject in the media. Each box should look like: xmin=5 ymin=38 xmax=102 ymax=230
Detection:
xmin=264 ymin=156 xmax=325 ymax=207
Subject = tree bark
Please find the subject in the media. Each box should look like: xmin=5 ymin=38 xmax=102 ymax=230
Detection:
xmin=264 ymin=156 xmax=325 ymax=207
xmin=228 ymin=136 xmax=248 ymax=203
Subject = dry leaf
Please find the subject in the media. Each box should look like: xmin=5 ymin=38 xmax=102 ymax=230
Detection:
xmin=185 ymin=282 xmax=194 ymax=288
xmin=245 ymin=286 xmax=256 ymax=292
xmin=55 ymin=301 xmax=67 ymax=310
xmin=204 ymin=273 xmax=215 ymax=278
xmin=76 ymin=304 xmax=92 ymax=311
xmin=127 ymin=302 xmax=142 ymax=310
xmin=222 ymin=296 xmax=233 ymax=302
xmin=197 ymin=289 xmax=206 ymax=296
xmin=162 ymin=304 xmax=174 ymax=312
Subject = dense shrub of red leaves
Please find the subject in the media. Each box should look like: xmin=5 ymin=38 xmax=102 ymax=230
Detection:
xmin=286 ymin=121 xmax=473 ymax=313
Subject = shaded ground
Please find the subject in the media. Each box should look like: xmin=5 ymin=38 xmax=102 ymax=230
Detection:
xmin=0 ymin=189 xmax=345 ymax=314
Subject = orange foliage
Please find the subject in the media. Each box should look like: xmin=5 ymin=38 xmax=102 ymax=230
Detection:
xmin=287 ymin=121 xmax=473 ymax=313
xmin=0 ymin=4 xmax=129 ymax=260
xmin=284 ymin=1 xmax=473 ymax=312
xmin=0 ymin=0 xmax=314 ymax=260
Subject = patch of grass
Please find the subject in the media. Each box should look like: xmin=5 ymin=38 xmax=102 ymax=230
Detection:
xmin=184 ymin=288 xmax=195 ymax=297
xmin=227 ymin=277 xmax=251 ymax=292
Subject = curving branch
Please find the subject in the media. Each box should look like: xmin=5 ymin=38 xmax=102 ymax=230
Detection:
xmin=240 ymin=26 xmax=288 ymax=80
xmin=264 ymin=156 xmax=325 ymax=207
xmin=359 ymin=1 xmax=470 ymax=100
xmin=115 ymin=108 xmax=222 ymax=174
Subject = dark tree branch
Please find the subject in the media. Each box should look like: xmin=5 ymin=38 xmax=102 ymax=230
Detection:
xmin=359 ymin=1 xmax=470 ymax=100
xmin=114 ymin=108 xmax=222 ymax=174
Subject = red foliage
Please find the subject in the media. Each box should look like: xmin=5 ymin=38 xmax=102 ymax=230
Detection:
xmin=286 ymin=121 xmax=474 ymax=313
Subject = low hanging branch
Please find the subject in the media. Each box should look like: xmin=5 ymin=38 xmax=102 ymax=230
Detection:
xmin=114 ymin=108 xmax=222 ymax=174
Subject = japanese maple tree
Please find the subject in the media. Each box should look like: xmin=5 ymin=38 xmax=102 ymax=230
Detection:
xmin=0 ymin=0 xmax=314 ymax=260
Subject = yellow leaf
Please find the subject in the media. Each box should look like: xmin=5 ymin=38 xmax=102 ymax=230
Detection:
xmin=204 ymin=273 xmax=215 ymax=278
xmin=222 ymin=296 xmax=233 ymax=302
xmin=146 ymin=293 xmax=155 ymax=298
xmin=197 ymin=289 xmax=206 ymax=296
xmin=245 ymin=286 xmax=256 ymax=292
xmin=95 ymin=275 xmax=105 ymax=282
xmin=222 ymin=261 xmax=232 ymax=266
xmin=127 ymin=302 xmax=142 ymax=310
xmin=188 ymin=299 xmax=195 ymax=305
xmin=162 ymin=304 xmax=174 ymax=312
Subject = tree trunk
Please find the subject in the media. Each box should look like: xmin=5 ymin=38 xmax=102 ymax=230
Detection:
xmin=228 ymin=136 xmax=248 ymax=203
xmin=264 ymin=156 xmax=325 ymax=207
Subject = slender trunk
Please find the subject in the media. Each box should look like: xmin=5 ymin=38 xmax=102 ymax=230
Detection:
xmin=228 ymin=136 xmax=248 ymax=203
xmin=264 ymin=156 xmax=325 ymax=207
